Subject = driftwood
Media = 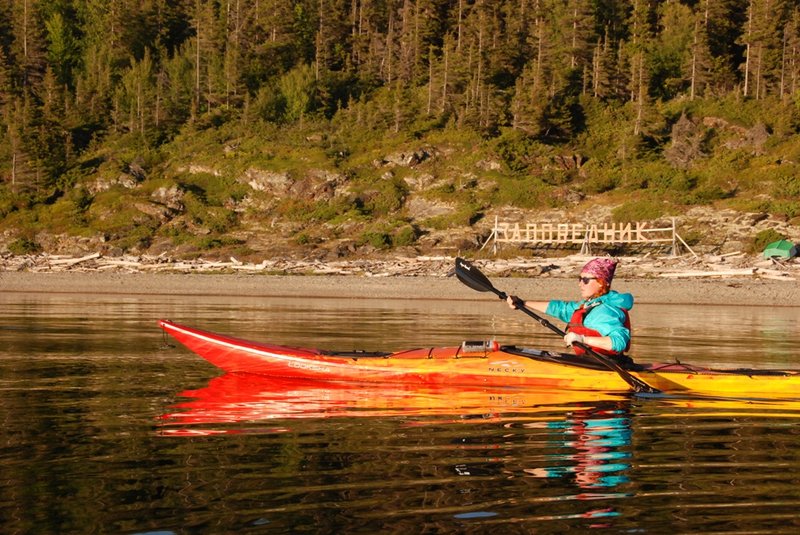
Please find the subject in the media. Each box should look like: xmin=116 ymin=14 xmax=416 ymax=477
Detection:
xmin=46 ymin=252 xmax=101 ymax=267
xmin=659 ymin=268 xmax=756 ymax=278
xmin=0 ymin=251 xmax=797 ymax=280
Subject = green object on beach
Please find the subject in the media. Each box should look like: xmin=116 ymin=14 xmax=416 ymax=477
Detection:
xmin=762 ymin=239 xmax=798 ymax=259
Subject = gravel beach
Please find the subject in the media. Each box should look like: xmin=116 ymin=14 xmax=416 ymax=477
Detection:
xmin=2 ymin=270 xmax=798 ymax=307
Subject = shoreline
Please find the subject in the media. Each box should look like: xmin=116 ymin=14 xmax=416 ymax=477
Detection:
xmin=2 ymin=271 xmax=798 ymax=307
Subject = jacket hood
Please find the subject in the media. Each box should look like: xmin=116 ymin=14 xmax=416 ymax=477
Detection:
xmin=590 ymin=290 xmax=633 ymax=310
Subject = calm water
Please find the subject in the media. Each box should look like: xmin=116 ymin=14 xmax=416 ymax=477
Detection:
xmin=1 ymin=289 xmax=799 ymax=534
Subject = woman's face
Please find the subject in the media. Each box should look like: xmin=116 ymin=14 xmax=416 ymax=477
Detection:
xmin=578 ymin=272 xmax=602 ymax=299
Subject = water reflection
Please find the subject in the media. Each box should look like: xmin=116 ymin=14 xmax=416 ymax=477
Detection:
xmin=523 ymin=407 xmax=631 ymax=489
xmin=159 ymin=373 xmax=626 ymax=432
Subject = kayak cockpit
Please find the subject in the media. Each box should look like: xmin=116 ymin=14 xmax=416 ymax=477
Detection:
xmin=319 ymin=341 xmax=635 ymax=373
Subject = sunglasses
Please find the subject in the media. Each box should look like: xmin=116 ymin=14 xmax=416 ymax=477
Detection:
xmin=578 ymin=276 xmax=596 ymax=284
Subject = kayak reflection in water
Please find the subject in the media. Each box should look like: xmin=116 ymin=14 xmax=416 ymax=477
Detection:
xmin=506 ymin=257 xmax=634 ymax=367
xmin=523 ymin=405 xmax=632 ymax=489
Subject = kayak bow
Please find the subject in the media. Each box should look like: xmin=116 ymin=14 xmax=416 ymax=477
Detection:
xmin=159 ymin=319 xmax=800 ymax=399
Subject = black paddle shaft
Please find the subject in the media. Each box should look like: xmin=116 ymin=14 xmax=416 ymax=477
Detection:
xmin=454 ymin=257 xmax=660 ymax=394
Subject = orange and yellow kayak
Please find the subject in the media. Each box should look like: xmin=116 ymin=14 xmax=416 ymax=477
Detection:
xmin=159 ymin=319 xmax=800 ymax=399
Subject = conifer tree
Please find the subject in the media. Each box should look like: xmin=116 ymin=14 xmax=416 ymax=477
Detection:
xmin=742 ymin=0 xmax=790 ymax=99
xmin=650 ymin=0 xmax=694 ymax=101
xmin=10 ymin=0 xmax=46 ymax=90
xmin=118 ymin=49 xmax=155 ymax=135
xmin=567 ymin=0 xmax=597 ymax=92
xmin=0 ymin=44 xmax=14 ymax=185
xmin=592 ymin=30 xmax=619 ymax=99
xmin=0 ymin=39 xmax=12 ymax=107
xmin=43 ymin=9 xmax=79 ymax=88
xmin=701 ymin=0 xmax=746 ymax=95
xmin=396 ymin=0 xmax=415 ymax=83
xmin=5 ymin=97 xmax=32 ymax=189
xmin=627 ymin=0 xmax=652 ymax=136
xmin=315 ymin=0 xmax=350 ymax=77
xmin=781 ymin=8 xmax=800 ymax=99
xmin=688 ymin=3 xmax=714 ymax=99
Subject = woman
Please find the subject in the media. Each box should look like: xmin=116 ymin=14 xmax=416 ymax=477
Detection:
xmin=506 ymin=258 xmax=633 ymax=361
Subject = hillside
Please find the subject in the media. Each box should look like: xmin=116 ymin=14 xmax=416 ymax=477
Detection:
xmin=2 ymin=104 xmax=799 ymax=264
xmin=3 ymin=2 xmax=800 ymax=263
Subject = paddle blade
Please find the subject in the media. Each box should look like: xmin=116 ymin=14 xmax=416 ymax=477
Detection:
xmin=455 ymin=257 xmax=505 ymax=298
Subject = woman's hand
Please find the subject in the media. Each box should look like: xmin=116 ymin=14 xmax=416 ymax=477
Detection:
xmin=506 ymin=295 xmax=523 ymax=309
xmin=564 ymin=332 xmax=585 ymax=347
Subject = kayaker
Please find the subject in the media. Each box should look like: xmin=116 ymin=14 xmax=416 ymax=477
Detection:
xmin=506 ymin=257 xmax=633 ymax=364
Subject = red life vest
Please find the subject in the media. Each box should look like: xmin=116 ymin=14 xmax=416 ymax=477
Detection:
xmin=567 ymin=304 xmax=631 ymax=357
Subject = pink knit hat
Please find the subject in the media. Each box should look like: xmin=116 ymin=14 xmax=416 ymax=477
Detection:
xmin=581 ymin=257 xmax=618 ymax=285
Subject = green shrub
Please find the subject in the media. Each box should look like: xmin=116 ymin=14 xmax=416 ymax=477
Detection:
xmin=205 ymin=207 xmax=237 ymax=233
xmin=47 ymin=197 xmax=89 ymax=231
xmin=0 ymin=187 xmax=33 ymax=218
xmin=252 ymin=82 xmax=287 ymax=123
xmin=490 ymin=177 xmax=547 ymax=208
xmin=113 ymin=222 xmax=158 ymax=251
xmin=275 ymin=196 xmax=362 ymax=224
xmin=680 ymin=178 xmax=735 ymax=204
xmin=751 ymin=228 xmax=786 ymax=253
xmin=772 ymin=174 xmax=800 ymax=199
xmin=582 ymin=168 xmax=620 ymax=194
xmin=182 ymin=192 xmax=237 ymax=233
xmin=611 ymin=199 xmax=666 ymax=223
xmin=769 ymin=200 xmax=800 ymax=219
xmin=725 ymin=197 xmax=771 ymax=212
xmin=421 ymin=204 xmax=483 ymax=229
xmin=87 ymin=188 xmax=154 ymax=237
xmin=392 ymin=224 xmax=419 ymax=246
xmin=8 ymin=237 xmax=41 ymax=255
xmin=359 ymin=178 xmax=408 ymax=216
xmin=622 ymin=161 xmax=693 ymax=193
xmin=159 ymin=224 xmax=193 ymax=245
xmin=359 ymin=230 xmax=392 ymax=249
xmin=177 ymin=172 xmax=248 ymax=206
xmin=293 ymin=232 xmax=324 ymax=245
xmin=195 ymin=235 xmax=245 ymax=250
xmin=679 ymin=229 xmax=704 ymax=246
xmin=493 ymin=130 xmax=550 ymax=173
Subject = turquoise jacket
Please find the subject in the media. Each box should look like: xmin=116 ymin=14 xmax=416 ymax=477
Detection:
xmin=545 ymin=290 xmax=634 ymax=353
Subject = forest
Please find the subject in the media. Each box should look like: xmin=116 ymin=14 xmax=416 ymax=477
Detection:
xmin=1 ymin=0 xmax=800 ymax=258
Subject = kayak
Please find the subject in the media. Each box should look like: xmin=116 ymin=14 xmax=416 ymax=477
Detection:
xmin=159 ymin=319 xmax=800 ymax=399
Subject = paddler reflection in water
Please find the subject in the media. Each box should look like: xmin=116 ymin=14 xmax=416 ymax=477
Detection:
xmin=506 ymin=257 xmax=633 ymax=366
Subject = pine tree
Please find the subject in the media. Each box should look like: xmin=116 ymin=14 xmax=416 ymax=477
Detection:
xmin=37 ymin=66 xmax=69 ymax=176
xmin=567 ymin=0 xmax=597 ymax=92
xmin=688 ymin=4 xmax=714 ymax=99
xmin=627 ymin=0 xmax=652 ymax=136
xmin=702 ymin=0 xmax=747 ymax=95
xmin=10 ymin=0 xmax=47 ymax=91
xmin=43 ymin=9 xmax=79 ymax=88
xmin=0 ymin=40 xmax=12 ymax=108
xmin=781 ymin=8 xmax=800 ymax=99
xmin=118 ymin=49 xmax=156 ymax=134
xmin=316 ymin=0 xmax=350 ymax=77
xmin=5 ymin=97 xmax=33 ymax=190
xmin=746 ymin=0 xmax=790 ymax=99
xmin=650 ymin=0 xmax=694 ymax=101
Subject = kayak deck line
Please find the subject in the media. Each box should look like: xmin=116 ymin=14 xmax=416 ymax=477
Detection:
xmin=158 ymin=319 xmax=800 ymax=399
xmin=646 ymin=361 xmax=798 ymax=377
